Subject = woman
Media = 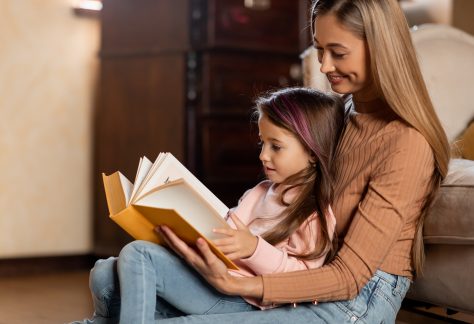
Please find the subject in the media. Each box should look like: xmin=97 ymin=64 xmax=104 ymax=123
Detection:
xmin=158 ymin=0 xmax=450 ymax=322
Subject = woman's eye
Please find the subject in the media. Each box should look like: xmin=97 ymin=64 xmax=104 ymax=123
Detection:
xmin=333 ymin=52 xmax=346 ymax=59
xmin=257 ymin=140 xmax=263 ymax=147
xmin=316 ymin=48 xmax=323 ymax=62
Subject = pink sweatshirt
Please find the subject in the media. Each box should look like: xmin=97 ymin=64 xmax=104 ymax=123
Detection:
xmin=227 ymin=180 xmax=336 ymax=308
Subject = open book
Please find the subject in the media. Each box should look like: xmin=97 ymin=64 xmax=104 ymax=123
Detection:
xmin=102 ymin=152 xmax=238 ymax=270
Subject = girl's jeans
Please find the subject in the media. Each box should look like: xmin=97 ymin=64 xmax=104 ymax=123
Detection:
xmin=77 ymin=240 xmax=410 ymax=324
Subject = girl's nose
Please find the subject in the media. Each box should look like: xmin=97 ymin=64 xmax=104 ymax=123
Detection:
xmin=259 ymin=146 xmax=268 ymax=162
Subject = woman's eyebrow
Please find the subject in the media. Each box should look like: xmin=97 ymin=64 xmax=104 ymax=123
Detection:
xmin=313 ymin=37 xmax=348 ymax=49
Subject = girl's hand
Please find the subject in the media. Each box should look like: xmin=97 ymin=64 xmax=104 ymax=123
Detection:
xmin=212 ymin=212 xmax=258 ymax=260
xmin=157 ymin=225 xmax=263 ymax=298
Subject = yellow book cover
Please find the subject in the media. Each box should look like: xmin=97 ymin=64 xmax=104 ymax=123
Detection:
xmin=102 ymin=153 xmax=238 ymax=270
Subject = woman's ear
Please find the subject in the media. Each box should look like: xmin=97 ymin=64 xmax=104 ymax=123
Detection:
xmin=309 ymin=152 xmax=317 ymax=164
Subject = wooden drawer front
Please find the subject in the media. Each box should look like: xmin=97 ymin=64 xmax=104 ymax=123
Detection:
xmin=201 ymin=53 xmax=301 ymax=113
xmin=203 ymin=0 xmax=300 ymax=53
xmin=102 ymin=0 xmax=189 ymax=54
xmin=201 ymin=119 xmax=262 ymax=180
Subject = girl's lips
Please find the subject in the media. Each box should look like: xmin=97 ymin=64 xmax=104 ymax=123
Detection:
xmin=264 ymin=166 xmax=276 ymax=173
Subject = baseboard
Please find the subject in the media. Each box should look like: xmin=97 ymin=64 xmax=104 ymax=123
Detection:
xmin=0 ymin=254 xmax=98 ymax=277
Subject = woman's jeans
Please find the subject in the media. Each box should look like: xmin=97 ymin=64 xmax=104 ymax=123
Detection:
xmin=78 ymin=240 xmax=410 ymax=323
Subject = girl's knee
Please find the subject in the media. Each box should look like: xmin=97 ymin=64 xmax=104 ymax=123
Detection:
xmin=89 ymin=257 xmax=118 ymax=296
xmin=118 ymin=240 xmax=174 ymax=271
xmin=119 ymin=240 xmax=164 ymax=260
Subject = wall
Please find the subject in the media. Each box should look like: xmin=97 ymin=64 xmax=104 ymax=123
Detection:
xmin=0 ymin=0 xmax=99 ymax=257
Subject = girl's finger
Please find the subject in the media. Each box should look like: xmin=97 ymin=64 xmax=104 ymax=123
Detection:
xmin=213 ymin=228 xmax=234 ymax=236
xmin=228 ymin=213 xmax=247 ymax=230
xmin=213 ymin=237 xmax=235 ymax=246
xmin=216 ymin=245 xmax=238 ymax=254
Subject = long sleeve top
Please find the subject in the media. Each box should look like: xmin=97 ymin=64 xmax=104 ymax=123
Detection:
xmin=260 ymin=107 xmax=435 ymax=304
xmin=227 ymin=180 xmax=336 ymax=308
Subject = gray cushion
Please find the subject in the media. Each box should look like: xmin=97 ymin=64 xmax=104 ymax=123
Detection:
xmin=424 ymin=159 xmax=474 ymax=245
xmin=407 ymin=158 xmax=474 ymax=314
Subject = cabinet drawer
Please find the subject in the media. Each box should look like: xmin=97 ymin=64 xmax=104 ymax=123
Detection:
xmin=193 ymin=0 xmax=301 ymax=53
xmin=200 ymin=119 xmax=262 ymax=180
xmin=102 ymin=0 xmax=189 ymax=54
xmin=199 ymin=52 xmax=302 ymax=113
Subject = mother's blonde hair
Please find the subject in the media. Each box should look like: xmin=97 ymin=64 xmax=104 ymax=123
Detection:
xmin=311 ymin=0 xmax=450 ymax=275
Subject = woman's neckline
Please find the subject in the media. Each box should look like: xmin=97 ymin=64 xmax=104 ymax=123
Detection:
xmin=345 ymin=95 xmax=390 ymax=116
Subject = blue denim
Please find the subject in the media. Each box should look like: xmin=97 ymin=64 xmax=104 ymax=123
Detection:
xmin=74 ymin=240 xmax=410 ymax=323
xmin=160 ymin=270 xmax=411 ymax=324
xmin=74 ymin=241 xmax=255 ymax=324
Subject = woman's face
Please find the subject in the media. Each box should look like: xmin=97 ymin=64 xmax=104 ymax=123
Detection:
xmin=314 ymin=13 xmax=373 ymax=100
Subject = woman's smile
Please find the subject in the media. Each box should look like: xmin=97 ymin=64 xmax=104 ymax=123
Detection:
xmin=327 ymin=73 xmax=347 ymax=85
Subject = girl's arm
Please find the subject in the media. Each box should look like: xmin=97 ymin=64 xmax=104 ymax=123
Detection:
xmin=237 ymin=211 xmax=335 ymax=274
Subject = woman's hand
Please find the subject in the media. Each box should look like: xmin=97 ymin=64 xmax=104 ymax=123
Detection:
xmin=213 ymin=213 xmax=258 ymax=260
xmin=157 ymin=225 xmax=263 ymax=298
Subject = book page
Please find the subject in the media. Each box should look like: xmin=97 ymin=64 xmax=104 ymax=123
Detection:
xmin=129 ymin=156 xmax=153 ymax=205
xmin=134 ymin=180 xmax=230 ymax=240
xmin=118 ymin=172 xmax=133 ymax=205
xmin=131 ymin=153 xmax=165 ymax=202
xmin=135 ymin=153 xmax=229 ymax=217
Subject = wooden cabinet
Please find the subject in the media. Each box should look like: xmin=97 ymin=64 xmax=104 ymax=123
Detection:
xmin=94 ymin=0 xmax=306 ymax=255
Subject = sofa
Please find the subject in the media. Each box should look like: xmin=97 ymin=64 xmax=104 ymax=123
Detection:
xmin=301 ymin=24 xmax=474 ymax=315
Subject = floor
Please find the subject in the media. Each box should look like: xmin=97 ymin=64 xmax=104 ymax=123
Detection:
xmin=0 ymin=271 xmax=92 ymax=324
xmin=0 ymin=271 xmax=472 ymax=324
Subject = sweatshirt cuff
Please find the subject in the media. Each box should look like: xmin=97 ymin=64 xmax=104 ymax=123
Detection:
xmin=239 ymin=236 xmax=284 ymax=275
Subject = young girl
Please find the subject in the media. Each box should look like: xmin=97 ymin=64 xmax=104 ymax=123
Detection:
xmin=159 ymin=0 xmax=451 ymax=323
xmin=77 ymin=87 xmax=345 ymax=323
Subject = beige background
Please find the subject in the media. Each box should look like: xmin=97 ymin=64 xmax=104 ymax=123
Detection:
xmin=0 ymin=0 xmax=99 ymax=257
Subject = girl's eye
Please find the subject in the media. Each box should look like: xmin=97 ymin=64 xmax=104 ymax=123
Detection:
xmin=271 ymin=144 xmax=281 ymax=151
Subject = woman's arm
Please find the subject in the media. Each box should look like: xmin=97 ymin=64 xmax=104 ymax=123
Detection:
xmin=159 ymin=226 xmax=264 ymax=298
xmin=259 ymin=127 xmax=435 ymax=304
xmin=162 ymin=125 xmax=435 ymax=304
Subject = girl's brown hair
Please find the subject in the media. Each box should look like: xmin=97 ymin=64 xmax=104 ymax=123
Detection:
xmin=311 ymin=0 xmax=450 ymax=275
xmin=255 ymin=87 xmax=345 ymax=261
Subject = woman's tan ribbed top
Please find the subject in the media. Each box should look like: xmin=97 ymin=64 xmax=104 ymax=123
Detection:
xmin=261 ymin=107 xmax=435 ymax=303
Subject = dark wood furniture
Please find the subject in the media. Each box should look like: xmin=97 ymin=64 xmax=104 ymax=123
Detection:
xmin=94 ymin=0 xmax=307 ymax=255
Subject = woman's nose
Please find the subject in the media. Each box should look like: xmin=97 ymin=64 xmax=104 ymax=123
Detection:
xmin=319 ymin=53 xmax=335 ymax=74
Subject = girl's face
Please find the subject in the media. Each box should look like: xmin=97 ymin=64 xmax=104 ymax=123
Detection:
xmin=258 ymin=115 xmax=313 ymax=184
xmin=314 ymin=13 xmax=374 ymax=100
